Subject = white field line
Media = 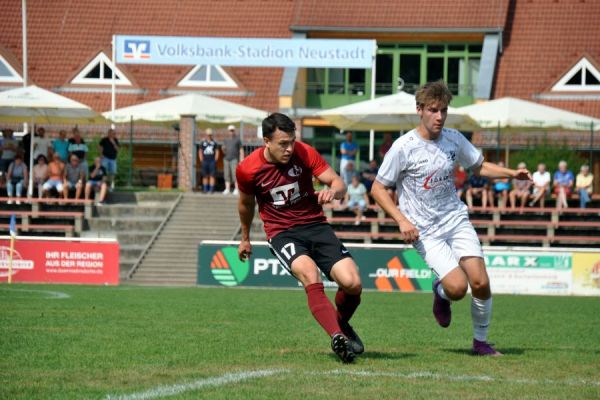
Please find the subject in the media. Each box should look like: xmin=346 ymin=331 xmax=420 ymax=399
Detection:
xmin=104 ymin=366 xmax=600 ymax=399
xmin=104 ymin=369 xmax=287 ymax=400
xmin=0 ymin=288 xmax=70 ymax=299
xmin=323 ymin=369 xmax=600 ymax=387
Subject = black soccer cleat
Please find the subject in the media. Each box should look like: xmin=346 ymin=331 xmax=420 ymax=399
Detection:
xmin=340 ymin=321 xmax=364 ymax=354
xmin=331 ymin=333 xmax=356 ymax=363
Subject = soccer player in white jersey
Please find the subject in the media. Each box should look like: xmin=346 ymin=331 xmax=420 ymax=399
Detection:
xmin=371 ymin=80 xmax=532 ymax=356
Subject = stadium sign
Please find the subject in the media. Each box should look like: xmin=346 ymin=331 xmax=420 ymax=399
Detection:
xmin=116 ymin=35 xmax=376 ymax=68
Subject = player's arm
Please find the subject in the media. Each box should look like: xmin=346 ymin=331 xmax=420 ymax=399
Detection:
xmin=371 ymin=180 xmax=419 ymax=243
xmin=315 ymin=166 xmax=346 ymax=204
xmin=238 ymin=190 xmax=256 ymax=261
xmin=475 ymin=161 xmax=532 ymax=181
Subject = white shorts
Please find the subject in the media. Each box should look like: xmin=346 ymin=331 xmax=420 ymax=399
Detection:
xmin=413 ymin=218 xmax=484 ymax=280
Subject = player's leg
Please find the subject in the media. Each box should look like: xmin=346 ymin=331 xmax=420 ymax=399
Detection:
xmin=268 ymin=231 xmax=354 ymax=363
xmin=452 ymin=221 xmax=502 ymax=356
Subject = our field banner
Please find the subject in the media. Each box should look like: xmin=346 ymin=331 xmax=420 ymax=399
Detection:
xmin=198 ymin=241 xmax=432 ymax=291
xmin=116 ymin=35 xmax=376 ymax=68
xmin=0 ymin=236 xmax=119 ymax=285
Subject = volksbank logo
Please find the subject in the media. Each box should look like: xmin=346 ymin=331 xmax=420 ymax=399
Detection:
xmin=123 ymin=40 xmax=151 ymax=60
xmin=210 ymin=247 xmax=249 ymax=287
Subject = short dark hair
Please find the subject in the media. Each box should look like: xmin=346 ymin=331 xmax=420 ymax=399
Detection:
xmin=262 ymin=113 xmax=295 ymax=139
xmin=415 ymin=80 xmax=453 ymax=109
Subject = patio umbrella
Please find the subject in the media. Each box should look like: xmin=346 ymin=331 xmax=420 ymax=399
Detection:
xmin=103 ymin=93 xmax=268 ymax=126
xmin=459 ymin=97 xmax=600 ymax=163
xmin=0 ymin=85 xmax=107 ymax=196
xmin=317 ymin=91 xmax=480 ymax=159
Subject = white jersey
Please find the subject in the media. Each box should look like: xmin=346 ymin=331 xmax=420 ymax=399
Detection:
xmin=376 ymin=128 xmax=483 ymax=237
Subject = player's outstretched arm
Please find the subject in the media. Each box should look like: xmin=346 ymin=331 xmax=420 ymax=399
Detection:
xmin=238 ymin=191 xmax=256 ymax=261
xmin=371 ymin=180 xmax=419 ymax=243
xmin=315 ymin=166 xmax=347 ymax=204
xmin=476 ymin=161 xmax=532 ymax=181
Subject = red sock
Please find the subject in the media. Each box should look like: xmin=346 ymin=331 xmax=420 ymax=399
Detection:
xmin=335 ymin=288 xmax=362 ymax=323
xmin=305 ymin=283 xmax=341 ymax=337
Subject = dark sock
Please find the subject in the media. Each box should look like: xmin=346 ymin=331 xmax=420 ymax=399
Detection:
xmin=305 ymin=283 xmax=341 ymax=337
xmin=335 ymin=288 xmax=362 ymax=324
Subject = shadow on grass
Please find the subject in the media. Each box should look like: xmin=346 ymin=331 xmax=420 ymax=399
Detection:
xmin=443 ymin=347 xmax=526 ymax=356
xmin=333 ymin=351 xmax=417 ymax=361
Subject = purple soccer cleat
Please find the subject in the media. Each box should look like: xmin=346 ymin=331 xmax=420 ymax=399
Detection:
xmin=432 ymin=279 xmax=451 ymax=328
xmin=472 ymin=339 xmax=503 ymax=356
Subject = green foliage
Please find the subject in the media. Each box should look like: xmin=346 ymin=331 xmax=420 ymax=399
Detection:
xmin=1 ymin=284 xmax=599 ymax=399
xmin=509 ymin=138 xmax=587 ymax=172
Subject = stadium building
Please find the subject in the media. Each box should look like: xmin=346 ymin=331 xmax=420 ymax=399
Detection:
xmin=1 ymin=0 xmax=599 ymax=189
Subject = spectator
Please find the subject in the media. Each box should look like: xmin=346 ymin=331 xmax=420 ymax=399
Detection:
xmin=68 ymin=128 xmax=89 ymax=177
xmin=553 ymin=160 xmax=574 ymax=210
xmin=345 ymin=174 xmax=370 ymax=225
xmin=491 ymin=161 xmax=511 ymax=208
xmin=221 ymin=124 xmax=244 ymax=196
xmin=85 ymin=156 xmax=108 ymax=205
xmin=454 ymin=164 xmax=468 ymax=200
xmin=33 ymin=126 xmax=51 ymax=162
xmin=466 ymin=174 xmax=492 ymax=210
xmin=341 ymin=160 xmax=356 ymax=187
xmin=52 ymin=130 xmax=69 ymax=165
xmin=340 ymin=131 xmax=358 ymax=178
xmin=378 ymin=132 xmax=393 ymax=161
xmin=575 ymin=164 xmax=594 ymax=208
xmin=32 ymin=154 xmax=48 ymax=198
xmin=529 ymin=163 xmax=551 ymax=208
xmin=21 ymin=129 xmax=32 ymax=169
xmin=6 ymin=154 xmax=28 ymax=205
xmin=361 ymin=159 xmax=378 ymax=192
xmin=99 ymin=128 xmax=120 ymax=191
xmin=198 ymin=128 xmax=219 ymax=193
xmin=509 ymin=162 xmax=532 ymax=213
xmin=41 ymin=153 xmax=65 ymax=198
xmin=1 ymin=128 xmax=18 ymax=178
xmin=63 ymin=154 xmax=86 ymax=199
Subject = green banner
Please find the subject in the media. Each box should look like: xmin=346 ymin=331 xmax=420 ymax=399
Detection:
xmin=198 ymin=242 xmax=434 ymax=292
xmin=484 ymin=252 xmax=572 ymax=270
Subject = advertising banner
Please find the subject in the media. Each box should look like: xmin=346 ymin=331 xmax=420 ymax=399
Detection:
xmin=571 ymin=252 xmax=600 ymax=296
xmin=484 ymin=251 xmax=573 ymax=295
xmin=116 ymin=35 xmax=376 ymax=68
xmin=198 ymin=241 xmax=433 ymax=291
xmin=0 ymin=237 xmax=119 ymax=285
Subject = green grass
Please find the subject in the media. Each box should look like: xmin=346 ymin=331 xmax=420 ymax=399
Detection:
xmin=1 ymin=284 xmax=599 ymax=399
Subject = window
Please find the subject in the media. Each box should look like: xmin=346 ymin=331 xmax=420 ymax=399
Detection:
xmin=552 ymin=57 xmax=600 ymax=92
xmin=71 ymin=52 xmax=131 ymax=85
xmin=178 ymin=65 xmax=237 ymax=88
xmin=0 ymin=54 xmax=22 ymax=83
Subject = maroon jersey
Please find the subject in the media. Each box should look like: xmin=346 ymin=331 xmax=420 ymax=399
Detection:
xmin=236 ymin=141 xmax=329 ymax=239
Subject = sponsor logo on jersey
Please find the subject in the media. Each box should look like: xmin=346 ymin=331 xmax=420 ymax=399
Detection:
xmin=423 ymin=168 xmax=451 ymax=190
xmin=210 ymin=247 xmax=249 ymax=286
xmin=288 ymin=165 xmax=302 ymax=177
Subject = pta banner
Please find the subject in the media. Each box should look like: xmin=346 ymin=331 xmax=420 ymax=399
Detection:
xmin=115 ymin=35 xmax=376 ymax=68
xmin=0 ymin=237 xmax=119 ymax=285
xmin=198 ymin=241 xmax=432 ymax=292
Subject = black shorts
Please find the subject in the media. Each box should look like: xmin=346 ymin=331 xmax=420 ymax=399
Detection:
xmin=268 ymin=222 xmax=351 ymax=281
xmin=201 ymin=160 xmax=216 ymax=176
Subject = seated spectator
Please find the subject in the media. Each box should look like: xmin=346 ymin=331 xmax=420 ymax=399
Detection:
xmin=454 ymin=164 xmax=468 ymax=200
xmin=32 ymin=155 xmax=48 ymax=198
xmin=553 ymin=160 xmax=574 ymax=210
xmin=509 ymin=162 xmax=532 ymax=213
xmin=6 ymin=154 xmax=28 ymax=204
xmin=529 ymin=163 xmax=551 ymax=208
xmin=342 ymin=160 xmax=356 ymax=187
xmin=63 ymin=154 xmax=86 ymax=200
xmin=345 ymin=174 xmax=369 ymax=225
xmin=85 ymin=157 xmax=108 ymax=205
xmin=575 ymin=164 xmax=594 ymax=208
xmin=491 ymin=161 xmax=511 ymax=208
xmin=42 ymin=153 xmax=65 ymax=198
xmin=466 ymin=174 xmax=492 ymax=210
xmin=361 ymin=159 xmax=378 ymax=193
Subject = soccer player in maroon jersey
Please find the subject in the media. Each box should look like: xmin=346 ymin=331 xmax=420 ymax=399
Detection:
xmin=236 ymin=113 xmax=363 ymax=363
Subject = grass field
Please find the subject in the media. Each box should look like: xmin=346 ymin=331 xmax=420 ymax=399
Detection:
xmin=1 ymin=284 xmax=599 ymax=399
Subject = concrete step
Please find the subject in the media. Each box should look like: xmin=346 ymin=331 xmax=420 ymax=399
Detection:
xmin=116 ymin=231 xmax=155 ymax=245
xmin=88 ymin=217 xmax=163 ymax=231
xmin=97 ymin=205 xmax=172 ymax=218
xmin=119 ymin=244 xmax=146 ymax=259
